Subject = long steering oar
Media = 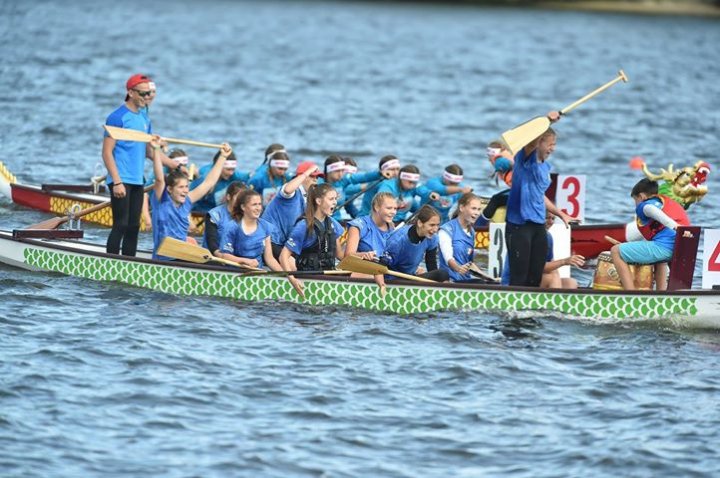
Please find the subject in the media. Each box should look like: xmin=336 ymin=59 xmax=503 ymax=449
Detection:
xmin=104 ymin=125 xmax=224 ymax=150
xmin=501 ymin=70 xmax=629 ymax=155
xmin=338 ymin=254 xmax=437 ymax=283
xmin=25 ymin=184 xmax=154 ymax=230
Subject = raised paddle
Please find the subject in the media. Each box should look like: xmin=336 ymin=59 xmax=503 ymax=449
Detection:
xmin=501 ymin=70 xmax=629 ymax=155
xmin=157 ymin=237 xmax=264 ymax=271
xmin=104 ymin=125 xmax=224 ymax=150
xmin=338 ymin=254 xmax=437 ymax=283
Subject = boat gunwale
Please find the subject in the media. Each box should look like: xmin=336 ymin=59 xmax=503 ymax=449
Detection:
xmin=3 ymin=231 xmax=718 ymax=298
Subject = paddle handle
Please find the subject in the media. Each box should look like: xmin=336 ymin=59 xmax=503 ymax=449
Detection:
xmin=162 ymin=136 xmax=225 ymax=150
xmin=560 ymin=70 xmax=629 ymax=116
xmin=386 ymin=270 xmax=437 ymax=284
xmin=213 ymin=256 xmax=264 ymax=271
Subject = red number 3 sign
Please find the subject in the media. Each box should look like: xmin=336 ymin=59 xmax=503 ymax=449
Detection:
xmin=556 ymin=175 xmax=586 ymax=221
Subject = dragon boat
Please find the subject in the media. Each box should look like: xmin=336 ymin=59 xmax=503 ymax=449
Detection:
xmin=1 ymin=160 xmax=637 ymax=259
xmin=1 ymin=228 xmax=718 ymax=328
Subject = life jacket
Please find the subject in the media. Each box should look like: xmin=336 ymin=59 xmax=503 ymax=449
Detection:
xmin=637 ymin=195 xmax=690 ymax=240
xmin=295 ymin=217 xmax=337 ymax=271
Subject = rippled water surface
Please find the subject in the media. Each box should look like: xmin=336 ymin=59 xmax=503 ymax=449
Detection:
xmin=2 ymin=1 xmax=720 ymax=476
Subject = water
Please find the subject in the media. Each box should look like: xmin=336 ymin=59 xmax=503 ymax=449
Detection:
xmin=1 ymin=1 xmax=720 ymax=476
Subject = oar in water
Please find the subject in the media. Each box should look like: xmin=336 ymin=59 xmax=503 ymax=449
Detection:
xmin=104 ymin=125 xmax=224 ymax=150
xmin=501 ymin=70 xmax=629 ymax=155
xmin=335 ymin=177 xmax=384 ymax=212
xmin=338 ymin=254 xmax=437 ymax=283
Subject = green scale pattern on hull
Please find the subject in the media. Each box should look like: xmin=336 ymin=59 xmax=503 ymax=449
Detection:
xmin=24 ymin=248 xmax=698 ymax=319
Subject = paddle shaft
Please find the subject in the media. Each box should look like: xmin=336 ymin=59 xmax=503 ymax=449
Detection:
xmin=336 ymin=177 xmax=384 ymax=211
xmin=560 ymin=70 xmax=629 ymax=116
xmin=103 ymin=125 xmax=224 ymax=149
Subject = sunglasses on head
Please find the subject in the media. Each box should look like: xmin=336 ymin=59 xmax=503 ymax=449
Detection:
xmin=133 ymin=89 xmax=153 ymax=98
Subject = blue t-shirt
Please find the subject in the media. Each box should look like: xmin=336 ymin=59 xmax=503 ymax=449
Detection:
xmin=190 ymin=164 xmax=250 ymax=213
xmin=421 ymin=177 xmax=458 ymax=223
xmin=248 ymin=164 xmax=291 ymax=206
xmin=150 ymin=189 xmax=193 ymax=260
xmin=347 ymin=215 xmax=394 ymax=257
xmin=636 ymin=197 xmax=675 ymax=251
xmin=285 ymin=217 xmax=344 ymax=256
xmin=506 ymin=148 xmax=552 ymax=225
xmin=104 ymin=104 xmax=151 ymax=186
xmin=261 ymin=187 xmax=306 ymax=245
xmin=202 ymin=204 xmax=235 ymax=250
xmin=319 ymin=170 xmax=381 ymax=220
xmin=438 ymin=219 xmax=475 ymax=282
xmin=382 ymin=224 xmax=439 ymax=275
xmin=221 ymin=218 xmax=274 ymax=268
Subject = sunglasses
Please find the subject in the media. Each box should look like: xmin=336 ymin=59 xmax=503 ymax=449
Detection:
xmin=133 ymin=89 xmax=154 ymax=98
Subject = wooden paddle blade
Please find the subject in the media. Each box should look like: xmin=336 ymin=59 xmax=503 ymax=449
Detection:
xmin=104 ymin=125 xmax=153 ymax=143
xmin=338 ymin=255 xmax=388 ymax=275
xmin=24 ymin=216 xmax=68 ymax=230
xmin=157 ymin=237 xmax=215 ymax=263
xmin=501 ymin=116 xmax=550 ymax=155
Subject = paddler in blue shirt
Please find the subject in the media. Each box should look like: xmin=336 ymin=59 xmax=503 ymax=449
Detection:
xmin=421 ymin=164 xmax=473 ymax=223
xmin=261 ymin=161 xmax=324 ymax=259
xmin=505 ymin=111 xmax=571 ymax=287
xmin=318 ymin=155 xmax=387 ymax=220
xmin=219 ymin=189 xmax=282 ymax=271
xmin=150 ymin=140 xmax=233 ymax=260
xmin=376 ymin=165 xmax=440 ymax=222
xmin=202 ymin=180 xmax=246 ymax=256
xmin=190 ymin=151 xmax=249 ymax=213
xmin=381 ymin=205 xmax=449 ymax=282
xmin=345 ymin=192 xmax=397 ymax=261
xmin=359 ymin=155 xmax=402 ymax=216
xmin=438 ymin=193 xmax=483 ymax=282
xmin=248 ymin=150 xmax=293 ymax=206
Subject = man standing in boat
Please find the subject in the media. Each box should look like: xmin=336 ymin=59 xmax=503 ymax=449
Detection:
xmin=102 ymin=74 xmax=168 ymax=256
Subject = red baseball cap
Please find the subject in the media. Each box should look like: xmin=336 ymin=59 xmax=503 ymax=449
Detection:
xmin=296 ymin=161 xmax=323 ymax=178
xmin=126 ymin=73 xmax=153 ymax=90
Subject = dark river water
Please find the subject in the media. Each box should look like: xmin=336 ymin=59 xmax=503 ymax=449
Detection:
xmin=1 ymin=1 xmax=720 ymax=476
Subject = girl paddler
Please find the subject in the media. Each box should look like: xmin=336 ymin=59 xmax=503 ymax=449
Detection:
xmin=438 ymin=193 xmax=483 ymax=282
xmin=376 ymin=165 xmax=440 ymax=222
xmin=150 ymin=138 xmax=232 ymax=260
xmin=381 ymin=205 xmax=449 ymax=282
xmin=220 ymin=189 xmax=282 ymax=271
xmin=345 ymin=192 xmax=397 ymax=261
xmin=279 ymin=183 xmax=345 ymax=272
xmin=203 ymin=180 xmax=245 ymax=256
xmin=319 ymin=155 xmax=387 ymax=220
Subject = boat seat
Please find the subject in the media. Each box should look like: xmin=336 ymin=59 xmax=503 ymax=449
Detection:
xmin=665 ymin=226 xmax=701 ymax=291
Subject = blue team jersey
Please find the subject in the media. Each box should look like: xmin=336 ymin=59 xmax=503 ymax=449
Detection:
xmin=261 ymin=187 xmax=306 ymax=245
xmin=285 ymin=218 xmax=344 ymax=256
xmin=150 ymin=190 xmax=193 ymax=260
xmin=438 ymin=219 xmax=475 ymax=282
xmin=421 ymin=177 xmax=457 ymax=223
xmin=202 ymin=204 xmax=235 ymax=250
xmin=190 ymin=164 xmax=250 ymax=213
xmin=506 ymin=148 xmax=551 ymax=225
xmin=320 ymin=170 xmax=381 ymax=220
xmin=221 ymin=218 xmax=274 ymax=268
xmin=347 ymin=215 xmax=394 ymax=257
xmin=248 ymin=164 xmax=291 ymax=206
xmin=104 ymin=104 xmax=151 ymax=186
xmin=382 ymin=224 xmax=439 ymax=275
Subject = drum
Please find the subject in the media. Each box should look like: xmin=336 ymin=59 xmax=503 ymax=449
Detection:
xmin=592 ymin=251 xmax=654 ymax=290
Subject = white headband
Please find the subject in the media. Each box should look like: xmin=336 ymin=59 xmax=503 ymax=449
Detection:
xmin=266 ymin=149 xmax=287 ymax=160
xmin=223 ymin=160 xmax=237 ymax=169
xmin=344 ymin=165 xmax=358 ymax=174
xmin=270 ymin=159 xmax=290 ymax=169
xmin=172 ymin=156 xmax=189 ymax=165
xmin=443 ymin=170 xmax=463 ymax=183
xmin=486 ymin=147 xmax=502 ymax=158
xmin=326 ymin=161 xmax=346 ymax=173
xmin=399 ymin=171 xmax=420 ymax=182
xmin=381 ymin=159 xmax=401 ymax=171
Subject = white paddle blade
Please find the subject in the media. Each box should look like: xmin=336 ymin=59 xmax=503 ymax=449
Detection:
xmin=500 ymin=116 xmax=550 ymax=155
xmin=104 ymin=125 xmax=152 ymax=143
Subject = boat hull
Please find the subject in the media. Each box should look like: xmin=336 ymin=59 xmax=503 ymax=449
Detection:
xmin=1 ymin=231 xmax=718 ymax=327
